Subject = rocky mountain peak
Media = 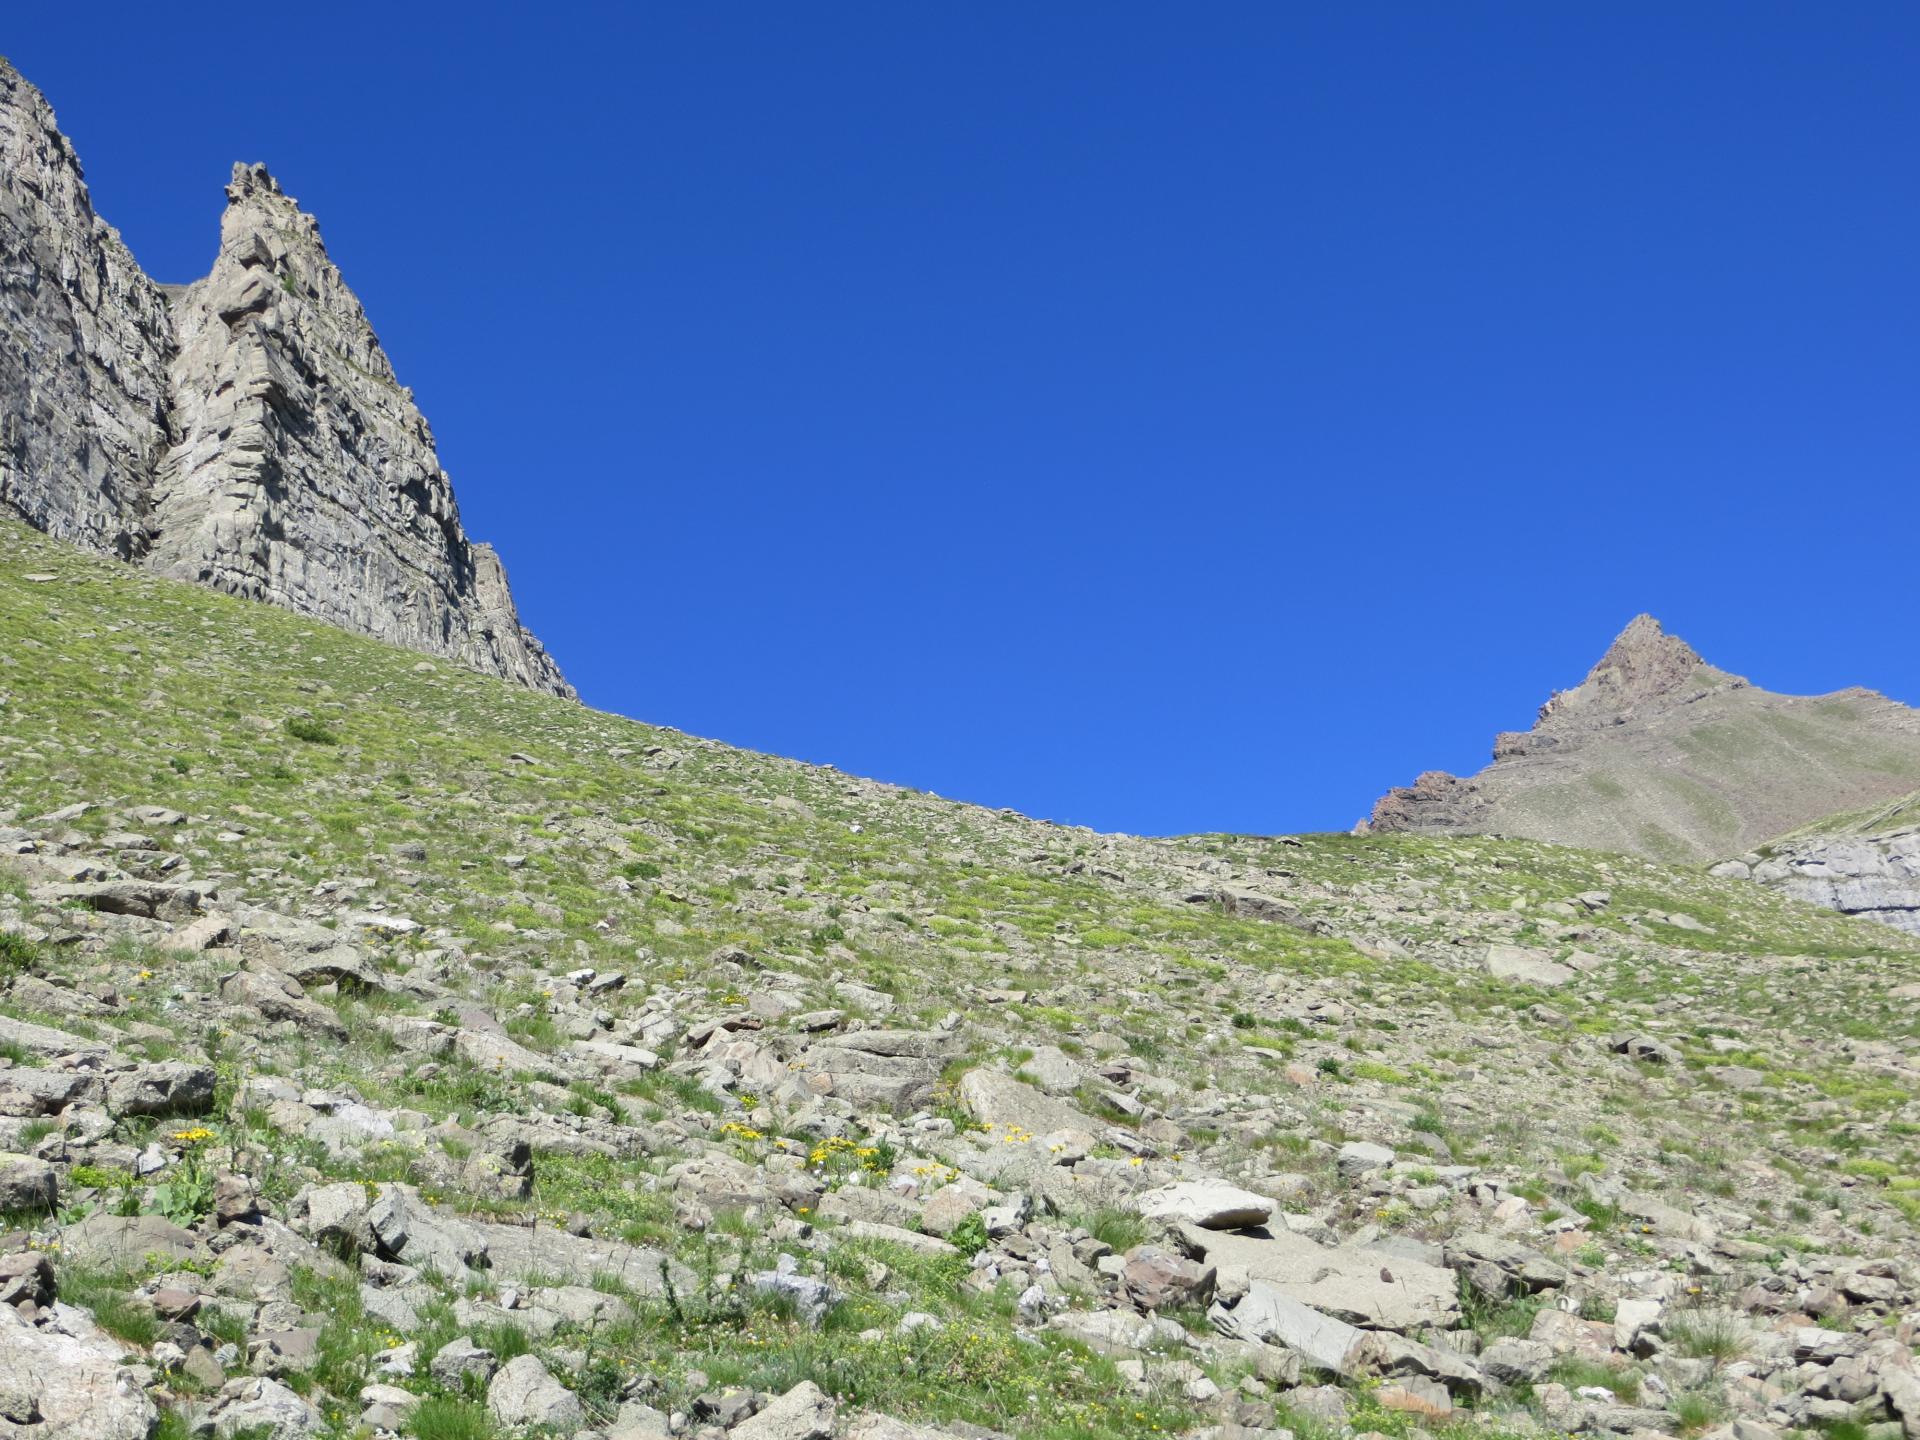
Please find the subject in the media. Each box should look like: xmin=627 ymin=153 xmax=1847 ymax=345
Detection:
xmin=1364 ymin=612 xmax=1920 ymax=861
xmin=0 ymin=63 xmax=572 ymax=697
xmin=1532 ymin=613 xmax=1737 ymax=733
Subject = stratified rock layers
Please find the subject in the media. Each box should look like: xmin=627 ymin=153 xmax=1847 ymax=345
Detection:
xmin=0 ymin=63 xmax=570 ymax=697
xmin=0 ymin=62 xmax=173 ymax=557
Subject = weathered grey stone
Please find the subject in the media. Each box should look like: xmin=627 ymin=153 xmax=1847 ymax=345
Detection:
xmin=0 ymin=1300 xmax=155 ymax=1439
xmin=146 ymin=163 xmax=570 ymax=696
xmin=221 ymin=968 xmax=347 ymax=1040
xmin=104 ymin=1061 xmax=216 ymax=1118
xmin=201 ymin=1374 xmax=328 ymax=1439
xmin=488 ymin=1353 xmax=584 ymax=1429
xmin=1134 ymin=1179 xmax=1273 ymax=1231
xmin=1181 ymin=1222 xmax=1457 ymax=1330
xmin=1483 ymin=943 xmax=1576 ymax=987
xmin=1123 ymin=1246 xmax=1216 ymax=1311
xmin=430 ymin=1335 xmax=499 ymax=1388
xmin=0 ymin=62 xmax=173 ymax=560
xmin=957 ymin=1070 xmax=1098 ymax=1138
xmin=732 ymin=1380 xmax=836 ymax=1440
xmin=60 ymin=1213 xmax=205 ymax=1268
xmin=1481 ymin=1337 xmax=1554 ymax=1385
xmin=0 ymin=1153 xmax=56 ymax=1213
xmin=1335 ymin=1140 xmax=1396 ymax=1178
xmin=1211 ymin=1281 xmax=1365 ymax=1373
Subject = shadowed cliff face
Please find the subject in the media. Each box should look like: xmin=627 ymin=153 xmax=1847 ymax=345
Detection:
xmin=1364 ymin=615 xmax=1920 ymax=862
xmin=0 ymin=63 xmax=571 ymax=697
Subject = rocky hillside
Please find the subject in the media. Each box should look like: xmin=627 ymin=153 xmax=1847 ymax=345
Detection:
xmin=1716 ymin=792 xmax=1920 ymax=936
xmin=4 ymin=513 xmax=1920 ymax=1440
xmin=1364 ymin=616 xmax=1920 ymax=864
xmin=0 ymin=60 xmax=570 ymax=697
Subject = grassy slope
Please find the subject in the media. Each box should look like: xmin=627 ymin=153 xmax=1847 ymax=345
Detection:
xmin=6 ymin=514 xmax=1920 ymax=1439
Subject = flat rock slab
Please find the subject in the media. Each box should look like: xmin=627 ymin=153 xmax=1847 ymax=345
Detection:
xmin=0 ymin=1014 xmax=111 ymax=1060
xmin=1134 ymin=1179 xmax=1274 ymax=1230
xmin=60 ymin=1213 xmax=207 ymax=1269
xmin=1484 ymin=944 xmax=1576 ymax=987
xmin=958 ymin=1069 xmax=1097 ymax=1138
xmin=453 ymin=1028 xmax=566 ymax=1081
xmin=1180 ymin=1222 xmax=1458 ymax=1330
xmin=1212 ymin=1279 xmax=1365 ymax=1373
xmin=475 ymin=1220 xmax=695 ymax=1296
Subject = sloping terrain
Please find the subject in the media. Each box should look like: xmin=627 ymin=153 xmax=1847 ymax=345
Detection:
xmin=2 ymin=516 xmax=1920 ymax=1440
xmin=1365 ymin=617 xmax=1920 ymax=863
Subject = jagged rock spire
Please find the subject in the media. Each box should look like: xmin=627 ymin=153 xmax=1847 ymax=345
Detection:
xmin=1534 ymin=614 xmax=1730 ymax=731
xmin=0 ymin=62 xmax=572 ymax=697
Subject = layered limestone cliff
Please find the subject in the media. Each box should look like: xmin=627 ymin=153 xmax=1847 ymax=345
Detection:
xmin=1363 ymin=616 xmax=1920 ymax=863
xmin=0 ymin=61 xmax=173 ymax=556
xmin=0 ymin=62 xmax=571 ymax=697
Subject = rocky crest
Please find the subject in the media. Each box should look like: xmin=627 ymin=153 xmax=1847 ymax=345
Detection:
xmin=1523 ymin=613 xmax=1743 ymax=746
xmin=1364 ymin=616 xmax=1920 ymax=862
xmin=0 ymin=61 xmax=570 ymax=696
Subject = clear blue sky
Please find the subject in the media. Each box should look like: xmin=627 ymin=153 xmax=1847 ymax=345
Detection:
xmin=10 ymin=5 xmax=1917 ymax=835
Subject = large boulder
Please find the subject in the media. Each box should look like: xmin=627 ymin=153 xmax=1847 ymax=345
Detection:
xmin=1133 ymin=1180 xmax=1273 ymax=1231
xmin=1179 ymin=1222 xmax=1457 ymax=1330
xmin=1483 ymin=943 xmax=1576 ymax=987
xmin=0 ymin=1301 xmax=155 ymax=1440
xmin=1211 ymin=1280 xmax=1365 ymax=1373
xmin=488 ymin=1353 xmax=585 ymax=1429
xmin=104 ymin=1061 xmax=215 ymax=1118
xmin=0 ymin=1155 xmax=56 ymax=1213
xmin=199 ymin=1375 xmax=328 ymax=1439
xmin=220 ymin=967 xmax=347 ymax=1040
xmin=733 ymin=1381 xmax=835 ymax=1440
xmin=60 ymin=1213 xmax=205 ymax=1269
xmin=956 ymin=1070 xmax=1098 ymax=1139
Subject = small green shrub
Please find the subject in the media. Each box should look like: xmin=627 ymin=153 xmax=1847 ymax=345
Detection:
xmin=283 ymin=716 xmax=340 ymax=745
xmin=0 ymin=931 xmax=39 ymax=975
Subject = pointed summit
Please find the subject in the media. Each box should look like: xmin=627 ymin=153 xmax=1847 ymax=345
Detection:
xmin=1534 ymin=615 xmax=1740 ymax=732
xmin=1363 ymin=613 xmax=1920 ymax=861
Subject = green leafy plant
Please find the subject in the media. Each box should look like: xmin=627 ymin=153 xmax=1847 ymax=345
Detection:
xmin=152 ymin=1154 xmax=215 ymax=1226
xmin=283 ymin=715 xmax=340 ymax=745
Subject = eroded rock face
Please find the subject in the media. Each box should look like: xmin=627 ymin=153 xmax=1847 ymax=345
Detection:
xmin=0 ymin=63 xmax=173 ymax=559
xmin=1751 ymin=828 xmax=1920 ymax=935
xmin=147 ymin=163 xmax=569 ymax=697
xmin=0 ymin=63 xmax=570 ymax=697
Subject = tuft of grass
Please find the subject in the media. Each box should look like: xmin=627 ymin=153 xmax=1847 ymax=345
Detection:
xmin=407 ymin=1396 xmax=497 ymax=1440
xmin=0 ymin=931 xmax=39 ymax=976
xmin=1666 ymin=1309 xmax=1748 ymax=1364
xmin=1084 ymin=1208 xmax=1147 ymax=1254
xmin=57 ymin=1267 xmax=158 ymax=1346
xmin=1671 ymin=1389 xmax=1725 ymax=1434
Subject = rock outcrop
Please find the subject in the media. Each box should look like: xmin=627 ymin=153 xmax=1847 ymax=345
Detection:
xmin=0 ymin=61 xmax=570 ymax=696
xmin=1363 ymin=615 xmax=1920 ymax=862
xmin=1723 ymin=792 xmax=1920 ymax=934
xmin=0 ymin=62 xmax=173 ymax=558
